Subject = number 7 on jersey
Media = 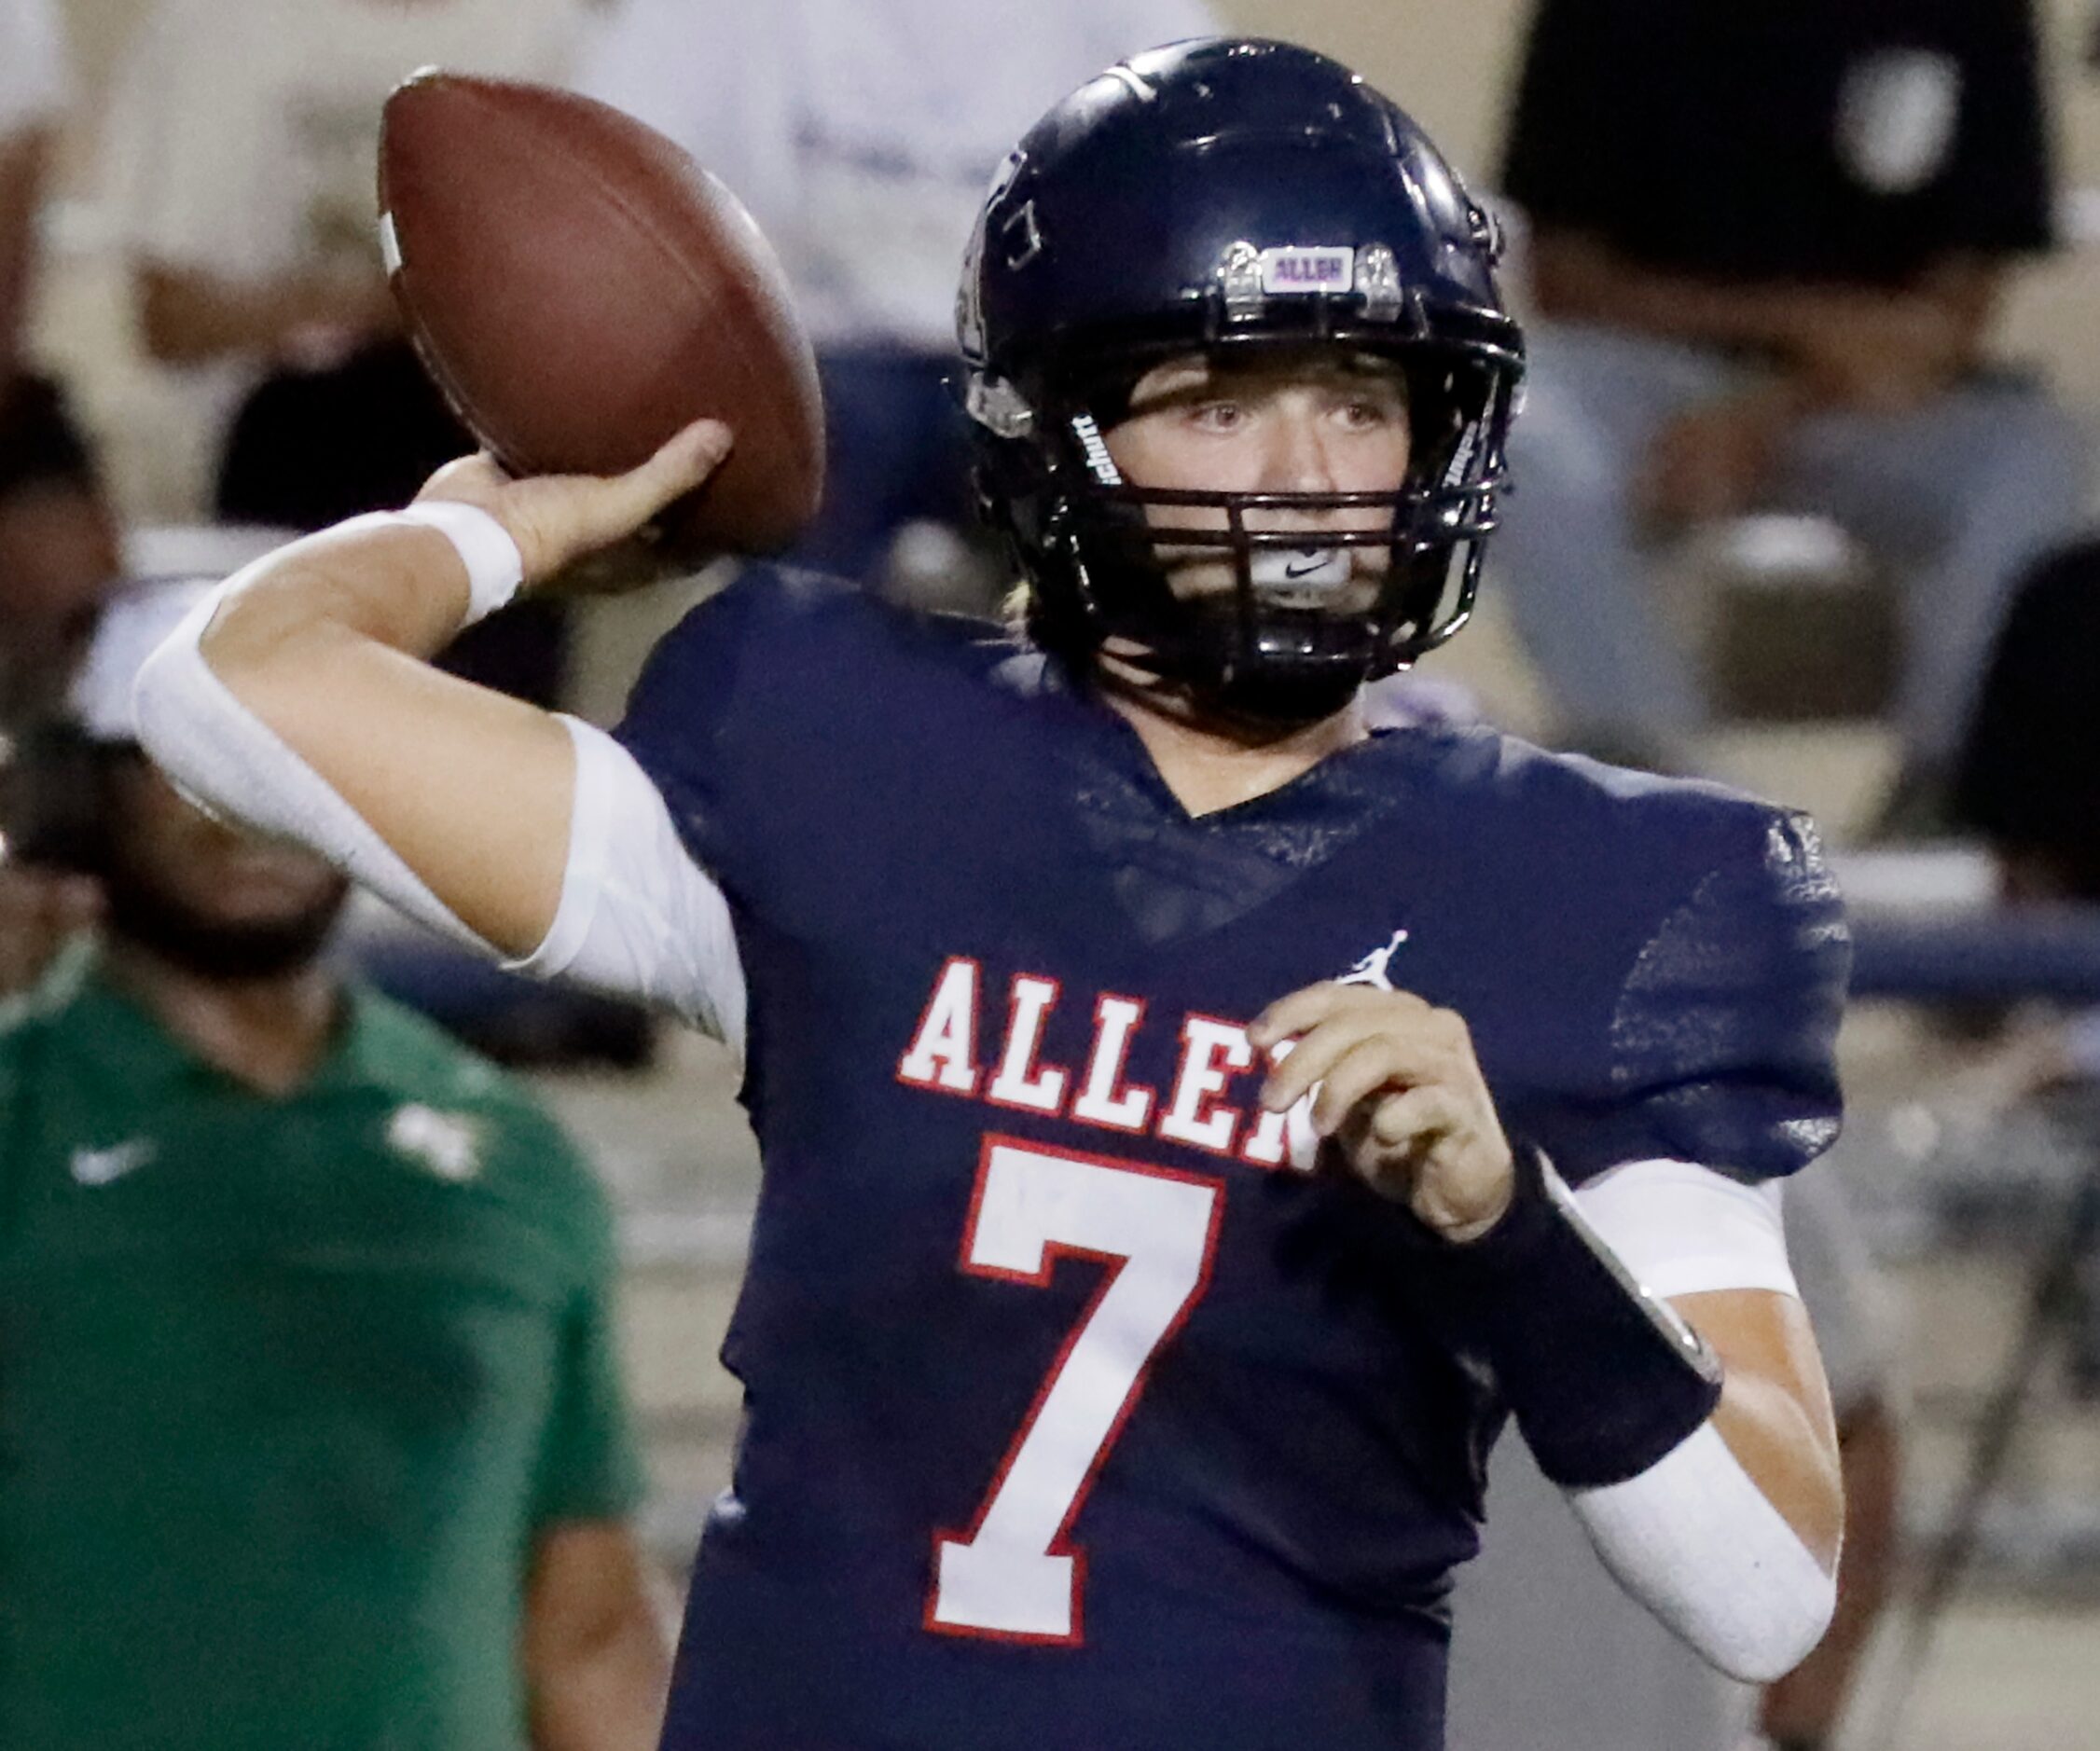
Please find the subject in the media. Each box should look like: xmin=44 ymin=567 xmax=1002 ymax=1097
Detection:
xmin=928 ymin=1137 xmax=1223 ymax=1644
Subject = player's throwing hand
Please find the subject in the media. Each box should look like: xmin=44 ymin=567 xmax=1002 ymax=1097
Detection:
xmin=414 ymin=419 xmax=734 ymax=586
xmin=1250 ymin=984 xmax=1516 ymax=1243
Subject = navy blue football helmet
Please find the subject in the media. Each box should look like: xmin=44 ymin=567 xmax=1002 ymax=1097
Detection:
xmin=959 ymin=37 xmax=1525 ymax=722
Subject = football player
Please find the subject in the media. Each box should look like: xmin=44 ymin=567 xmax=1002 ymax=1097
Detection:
xmin=135 ymin=40 xmax=1848 ymax=1750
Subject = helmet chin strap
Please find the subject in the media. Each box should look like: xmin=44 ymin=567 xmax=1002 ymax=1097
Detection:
xmin=1095 ymin=646 xmax=1366 ymax=738
xmin=1091 ymin=614 xmax=1374 ymax=734
xmin=1202 ymin=664 xmax=1367 ymax=730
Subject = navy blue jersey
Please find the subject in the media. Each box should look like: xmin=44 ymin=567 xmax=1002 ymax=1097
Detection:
xmin=615 ymin=569 xmax=1847 ymax=1750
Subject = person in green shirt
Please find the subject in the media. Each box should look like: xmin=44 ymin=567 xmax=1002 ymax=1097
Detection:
xmin=0 ymin=578 xmax=670 ymax=1750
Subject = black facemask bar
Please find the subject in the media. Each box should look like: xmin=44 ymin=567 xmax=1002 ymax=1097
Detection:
xmin=979 ymin=325 xmax=1523 ymax=721
xmin=1045 ymin=412 xmax=1511 ymax=715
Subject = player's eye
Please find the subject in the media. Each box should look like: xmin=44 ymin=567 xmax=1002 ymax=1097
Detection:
xmin=1333 ymin=394 xmax=1402 ymax=431
xmin=1188 ymin=399 xmax=1247 ymax=433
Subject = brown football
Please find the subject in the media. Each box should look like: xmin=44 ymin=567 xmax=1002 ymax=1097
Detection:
xmin=379 ymin=70 xmax=824 ymax=555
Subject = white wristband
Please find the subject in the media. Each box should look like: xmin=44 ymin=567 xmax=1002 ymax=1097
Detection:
xmin=387 ymin=501 xmax=525 ymax=626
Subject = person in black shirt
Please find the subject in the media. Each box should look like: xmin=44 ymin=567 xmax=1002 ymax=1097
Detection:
xmin=1493 ymin=0 xmax=2087 ymax=793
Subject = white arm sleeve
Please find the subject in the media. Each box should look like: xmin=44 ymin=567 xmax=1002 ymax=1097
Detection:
xmin=1542 ymin=1158 xmax=1831 ymax=1681
xmin=1568 ymin=1424 xmax=1836 ymax=1684
xmin=134 ymin=601 xmax=747 ymax=1049
xmin=508 ymin=717 xmax=746 ymax=1052
xmin=132 ymin=592 xmax=498 ymax=956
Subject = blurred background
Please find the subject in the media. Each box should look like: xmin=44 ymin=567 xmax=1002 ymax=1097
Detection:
xmin=8 ymin=3 xmax=2100 ymax=1748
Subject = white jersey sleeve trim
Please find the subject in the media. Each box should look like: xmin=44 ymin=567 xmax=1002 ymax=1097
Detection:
xmin=505 ymin=717 xmax=747 ymax=1054
xmin=1573 ymin=1158 xmax=1798 ymax=1302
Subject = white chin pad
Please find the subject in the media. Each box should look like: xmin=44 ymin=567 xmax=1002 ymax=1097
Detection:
xmin=1250 ymin=546 xmax=1353 ymax=592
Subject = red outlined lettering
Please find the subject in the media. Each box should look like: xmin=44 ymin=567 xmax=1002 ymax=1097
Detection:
xmin=926 ymin=1135 xmax=1223 ymax=1645
xmin=986 ymin=974 xmax=1070 ymax=1115
xmin=896 ymin=956 xmax=984 ymax=1096
xmin=1155 ymin=1013 xmax=1254 ymax=1157
xmin=1070 ymin=993 xmax=1155 ymax=1133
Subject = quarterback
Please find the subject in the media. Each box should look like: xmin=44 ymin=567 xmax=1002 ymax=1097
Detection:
xmin=137 ymin=40 xmax=1847 ymax=1750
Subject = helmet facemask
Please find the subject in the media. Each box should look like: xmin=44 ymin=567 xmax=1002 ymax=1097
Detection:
xmin=984 ymin=339 xmax=1517 ymax=727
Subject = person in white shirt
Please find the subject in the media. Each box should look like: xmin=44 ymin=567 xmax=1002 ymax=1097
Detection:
xmin=575 ymin=0 xmax=1219 ymax=600
xmin=98 ymin=0 xmax=589 ymax=522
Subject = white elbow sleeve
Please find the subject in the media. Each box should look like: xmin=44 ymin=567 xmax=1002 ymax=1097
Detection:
xmin=131 ymin=594 xmax=494 ymax=954
xmin=1568 ymin=1421 xmax=1836 ymax=1683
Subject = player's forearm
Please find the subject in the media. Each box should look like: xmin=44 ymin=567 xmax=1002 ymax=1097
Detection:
xmin=1427 ymin=1153 xmax=1839 ymax=1682
xmin=1689 ymin=1291 xmax=1845 ymax=1569
xmin=136 ymin=519 xmax=576 ymax=957
xmin=1710 ymin=1378 xmax=1844 ymax=1568
xmin=1561 ymin=1287 xmax=1841 ymax=1684
xmin=206 ymin=520 xmax=477 ymax=667
xmin=137 ymin=432 xmax=723 ymax=959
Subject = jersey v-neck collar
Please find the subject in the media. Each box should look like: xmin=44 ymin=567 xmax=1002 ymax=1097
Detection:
xmin=1010 ymin=663 xmax=1442 ymax=944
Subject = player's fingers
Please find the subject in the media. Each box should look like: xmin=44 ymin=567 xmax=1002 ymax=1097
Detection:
xmin=504 ymin=422 xmax=735 ymax=579
xmin=1366 ymin=1082 xmax=1458 ymax=1151
xmin=1343 ymin=1086 xmax=1458 ymax=1199
xmin=1258 ymin=1007 xmax=1393 ymax=1110
xmin=536 ymin=420 xmax=733 ymax=568
xmin=1250 ymin=980 xmax=1421 ymax=1052
xmin=1249 ymin=982 xmax=1355 ymax=1048
xmin=607 ymin=419 xmax=735 ymax=526
xmin=1310 ymin=1036 xmax=1415 ymax=1137
xmin=1259 ymin=1004 xmax=1452 ymax=1112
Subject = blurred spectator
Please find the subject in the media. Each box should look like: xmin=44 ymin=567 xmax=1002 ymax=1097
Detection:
xmin=1953 ymin=535 xmax=2100 ymax=1389
xmin=0 ymin=576 xmax=670 ymax=1751
xmin=1955 ymin=535 xmax=2100 ymax=907
xmin=0 ymin=376 xmax=111 ymax=990
xmin=575 ymin=0 xmax=1218 ymax=606
xmin=1447 ymin=1171 xmax=1901 ymax=1751
xmin=0 ymin=374 xmax=117 ymax=988
xmin=0 ymin=386 xmax=614 ymax=1064
xmin=0 ymin=0 xmax=64 ymax=390
xmin=0 ymin=372 xmax=117 ymax=730
xmin=98 ymin=0 xmax=587 ymax=526
xmin=1493 ymin=0 xmax=2087 ymax=798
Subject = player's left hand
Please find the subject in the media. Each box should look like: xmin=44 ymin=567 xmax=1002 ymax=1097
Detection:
xmin=1250 ymin=983 xmax=1514 ymax=1244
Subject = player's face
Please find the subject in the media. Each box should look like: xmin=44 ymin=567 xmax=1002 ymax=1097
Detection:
xmin=101 ymin=753 xmax=349 ymax=979
xmin=1102 ymin=347 xmax=1412 ymax=615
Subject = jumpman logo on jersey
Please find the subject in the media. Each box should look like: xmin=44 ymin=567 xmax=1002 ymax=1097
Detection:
xmin=1337 ymin=930 xmax=1409 ymax=992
